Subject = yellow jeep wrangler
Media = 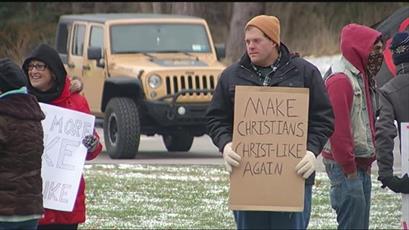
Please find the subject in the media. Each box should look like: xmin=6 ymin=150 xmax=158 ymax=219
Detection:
xmin=55 ymin=13 xmax=225 ymax=158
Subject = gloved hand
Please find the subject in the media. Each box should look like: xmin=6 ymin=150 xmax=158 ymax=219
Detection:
xmin=380 ymin=174 xmax=409 ymax=194
xmin=82 ymin=134 xmax=99 ymax=153
xmin=222 ymin=142 xmax=241 ymax=174
xmin=295 ymin=150 xmax=316 ymax=179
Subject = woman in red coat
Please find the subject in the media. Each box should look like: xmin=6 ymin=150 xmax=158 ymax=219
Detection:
xmin=22 ymin=44 xmax=102 ymax=230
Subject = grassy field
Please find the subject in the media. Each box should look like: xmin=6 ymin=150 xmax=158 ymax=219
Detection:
xmin=80 ymin=164 xmax=402 ymax=229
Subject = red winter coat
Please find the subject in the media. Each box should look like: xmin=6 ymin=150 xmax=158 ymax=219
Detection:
xmin=39 ymin=77 xmax=102 ymax=225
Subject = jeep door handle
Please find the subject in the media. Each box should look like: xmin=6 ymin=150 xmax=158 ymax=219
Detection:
xmin=67 ymin=63 xmax=75 ymax=68
xmin=83 ymin=65 xmax=91 ymax=71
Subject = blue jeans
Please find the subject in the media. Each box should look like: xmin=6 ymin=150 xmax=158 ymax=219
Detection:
xmin=233 ymin=184 xmax=312 ymax=229
xmin=0 ymin=219 xmax=39 ymax=230
xmin=324 ymin=159 xmax=371 ymax=229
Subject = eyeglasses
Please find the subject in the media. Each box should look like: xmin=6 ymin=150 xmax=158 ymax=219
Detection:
xmin=28 ymin=63 xmax=47 ymax=71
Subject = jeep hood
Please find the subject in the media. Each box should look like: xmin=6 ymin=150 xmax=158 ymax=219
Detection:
xmin=108 ymin=53 xmax=224 ymax=71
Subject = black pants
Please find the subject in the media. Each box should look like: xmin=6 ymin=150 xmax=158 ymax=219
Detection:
xmin=37 ymin=224 xmax=78 ymax=230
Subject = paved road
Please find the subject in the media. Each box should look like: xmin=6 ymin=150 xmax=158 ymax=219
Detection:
xmin=91 ymin=128 xmax=402 ymax=173
xmin=90 ymin=128 xmax=221 ymax=165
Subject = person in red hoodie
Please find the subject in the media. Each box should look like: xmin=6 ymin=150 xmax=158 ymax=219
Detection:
xmin=22 ymin=44 xmax=103 ymax=230
xmin=321 ymin=24 xmax=384 ymax=229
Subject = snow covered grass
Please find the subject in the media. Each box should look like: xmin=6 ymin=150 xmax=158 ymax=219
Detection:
xmin=80 ymin=164 xmax=401 ymax=229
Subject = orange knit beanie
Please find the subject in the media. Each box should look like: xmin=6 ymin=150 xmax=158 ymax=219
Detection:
xmin=245 ymin=15 xmax=280 ymax=45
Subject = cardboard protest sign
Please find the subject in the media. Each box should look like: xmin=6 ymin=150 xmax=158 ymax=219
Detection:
xmin=229 ymin=86 xmax=309 ymax=212
xmin=401 ymin=122 xmax=409 ymax=229
xmin=40 ymin=103 xmax=95 ymax=212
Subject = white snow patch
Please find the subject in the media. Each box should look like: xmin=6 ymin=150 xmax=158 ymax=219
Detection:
xmin=304 ymin=54 xmax=341 ymax=76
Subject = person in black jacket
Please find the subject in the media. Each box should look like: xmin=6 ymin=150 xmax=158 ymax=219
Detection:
xmin=376 ymin=31 xmax=409 ymax=193
xmin=206 ymin=15 xmax=334 ymax=229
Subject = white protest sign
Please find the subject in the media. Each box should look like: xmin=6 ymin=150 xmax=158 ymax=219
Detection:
xmin=401 ymin=122 xmax=409 ymax=229
xmin=40 ymin=102 xmax=95 ymax=212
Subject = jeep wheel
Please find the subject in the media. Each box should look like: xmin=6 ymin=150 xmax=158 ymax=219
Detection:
xmin=162 ymin=133 xmax=194 ymax=152
xmin=104 ymin=97 xmax=140 ymax=159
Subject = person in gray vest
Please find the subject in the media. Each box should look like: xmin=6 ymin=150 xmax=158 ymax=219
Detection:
xmin=321 ymin=23 xmax=384 ymax=229
xmin=376 ymin=31 xmax=409 ymax=193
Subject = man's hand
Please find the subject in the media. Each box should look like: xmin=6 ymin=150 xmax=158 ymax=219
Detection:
xmin=380 ymin=174 xmax=409 ymax=194
xmin=222 ymin=142 xmax=241 ymax=174
xmin=295 ymin=150 xmax=316 ymax=179
xmin=346 ymin=171 xmax=358 ymax=179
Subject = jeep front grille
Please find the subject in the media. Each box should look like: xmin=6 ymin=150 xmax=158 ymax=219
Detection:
xmin=165 ymin=75 xmax=215 ymax=97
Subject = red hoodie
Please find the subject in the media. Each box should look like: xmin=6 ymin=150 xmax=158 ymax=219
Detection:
xmin=39 ymin=77 xmax=103 ymax=225
xmin=321 ymin=24 xmax=381 ymax=174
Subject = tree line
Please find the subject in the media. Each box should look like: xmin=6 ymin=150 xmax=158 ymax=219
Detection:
xmin=0 ymin=2 xmax=408 ymax=65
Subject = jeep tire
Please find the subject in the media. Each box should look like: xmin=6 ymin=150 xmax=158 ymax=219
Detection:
xmin=104 ymin=97 xmax=140 ymax=159
xmin=162 ymin=133 xmax=194 ymax=152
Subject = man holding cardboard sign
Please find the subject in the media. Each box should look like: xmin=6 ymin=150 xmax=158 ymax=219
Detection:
xmin=206 ymin=15 xmax=334 ymax=229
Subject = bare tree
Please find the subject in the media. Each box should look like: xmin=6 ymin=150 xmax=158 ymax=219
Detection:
xmin=71 ymin=3 xmax=85 ymax=14
xmin=93 ymin=2 xmax=106 ymax=13
xmin=152 ymin=2 xmax=173 ymax=14
xmin=171 ymin=2 xmax=196 ymax=16
xmin=138 ymin=2 xmax=153 ymax=13
xmin=225 ymin=2 xmax=265 ymax=63
xmin=25 ymin=3 xmax=33 ymax=20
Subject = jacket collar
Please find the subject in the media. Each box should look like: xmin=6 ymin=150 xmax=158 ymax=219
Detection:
xmin=0 ymin=86 xmax=27 ymax=99
xmin=239 ymin=42 xmax=292 ymax=70
xmin=331 ymin=56 xmax=361 ymax=77
xmin=51 ymin=77 xmax=71 ymax=105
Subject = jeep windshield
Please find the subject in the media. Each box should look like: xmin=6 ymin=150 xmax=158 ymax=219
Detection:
xmin=110 ymin=24 xmax=211 ymax=54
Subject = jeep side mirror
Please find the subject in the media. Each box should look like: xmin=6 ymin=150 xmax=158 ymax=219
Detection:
xmin=215 ymin=43 xmax=225 ymax=61
xmin=88 ymin=47 xmax=105 ymax=68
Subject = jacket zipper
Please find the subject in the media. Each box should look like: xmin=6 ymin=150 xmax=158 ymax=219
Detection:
xmin=240 ymin=59 xmax=296 ymax=86
xmin=240 ymin=64 xmax=255 ymax=75
xmin=268 ymin=61 xmax=296 ymax=86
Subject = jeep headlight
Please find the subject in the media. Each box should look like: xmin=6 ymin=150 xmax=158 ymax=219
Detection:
xmin=148 ymin=74 xmax=162 ymax=89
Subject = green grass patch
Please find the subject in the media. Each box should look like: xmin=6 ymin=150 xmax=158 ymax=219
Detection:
xmin=81 ymin=164 xmax=401 ymax=229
